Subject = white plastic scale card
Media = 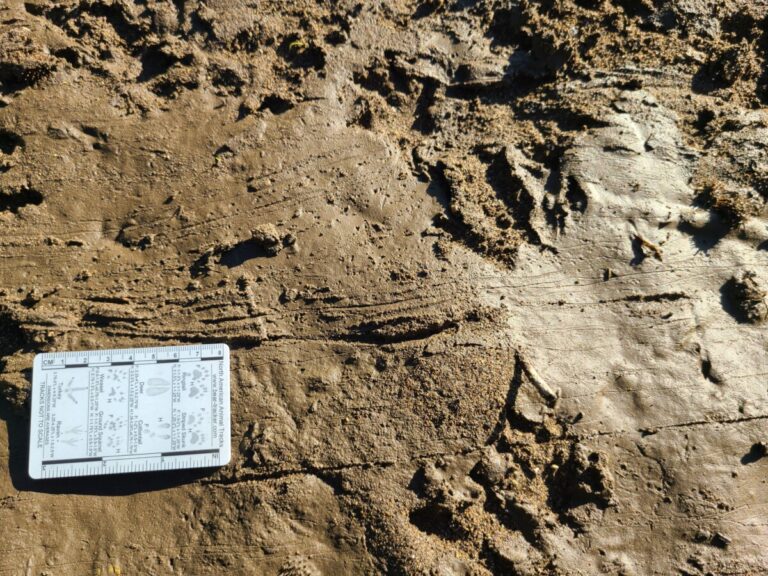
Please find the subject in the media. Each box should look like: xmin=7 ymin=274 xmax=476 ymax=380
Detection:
xmin=29 ymin=344 xmax=230 ymax=480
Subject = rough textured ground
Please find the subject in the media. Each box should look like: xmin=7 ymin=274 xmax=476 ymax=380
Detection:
xmin=1 ymin=0 xmax=767 ymax=574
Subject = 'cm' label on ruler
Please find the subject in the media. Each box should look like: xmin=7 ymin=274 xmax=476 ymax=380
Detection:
xmin=29 ymin=343 xmax=231 ymax=480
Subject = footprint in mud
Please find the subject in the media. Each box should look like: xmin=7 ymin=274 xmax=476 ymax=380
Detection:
xmin=0 ymin=185 xmax=44 ymax=213
xmin=278 ymin=556 xmax=321 ymax=576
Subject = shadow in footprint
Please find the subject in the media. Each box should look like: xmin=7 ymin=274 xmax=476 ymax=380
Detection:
xmin=219 ymin=237 xmax=279 ymax=268
xmin=719 ymin=276 xmax=757 ymax=324
xmin=677 ymin=217 xmax=731 ymax=253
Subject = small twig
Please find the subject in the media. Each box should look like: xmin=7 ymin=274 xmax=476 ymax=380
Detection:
xmin=634 ymin=233 xmax=663 ymax=261
xmin=516 ymin=350 xmax=559 ymax=405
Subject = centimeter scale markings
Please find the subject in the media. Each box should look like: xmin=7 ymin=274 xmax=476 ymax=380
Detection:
xmin=29 ymin=344 xmax=231 ymax=480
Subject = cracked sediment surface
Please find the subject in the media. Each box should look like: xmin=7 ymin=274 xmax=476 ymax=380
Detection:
xmin=1 ymin=0 xmax=768 ymax=574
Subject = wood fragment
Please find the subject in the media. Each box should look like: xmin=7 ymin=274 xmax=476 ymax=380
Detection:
xmin=634 ymin=233 xmax=663 ymax=261
xmin=516 ymin=350 xmax=559 ymax=405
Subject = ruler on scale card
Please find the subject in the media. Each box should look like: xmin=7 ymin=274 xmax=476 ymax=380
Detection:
xmin=28 ymin=343 xmax=230 ymax=480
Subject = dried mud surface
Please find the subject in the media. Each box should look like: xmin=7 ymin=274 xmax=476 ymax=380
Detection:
xmin=1 ymin=0 xmax=767 ymax=574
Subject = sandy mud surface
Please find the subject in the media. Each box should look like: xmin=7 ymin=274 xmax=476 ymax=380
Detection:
xmin=0 ymin=0 xmax=767 ymax=574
